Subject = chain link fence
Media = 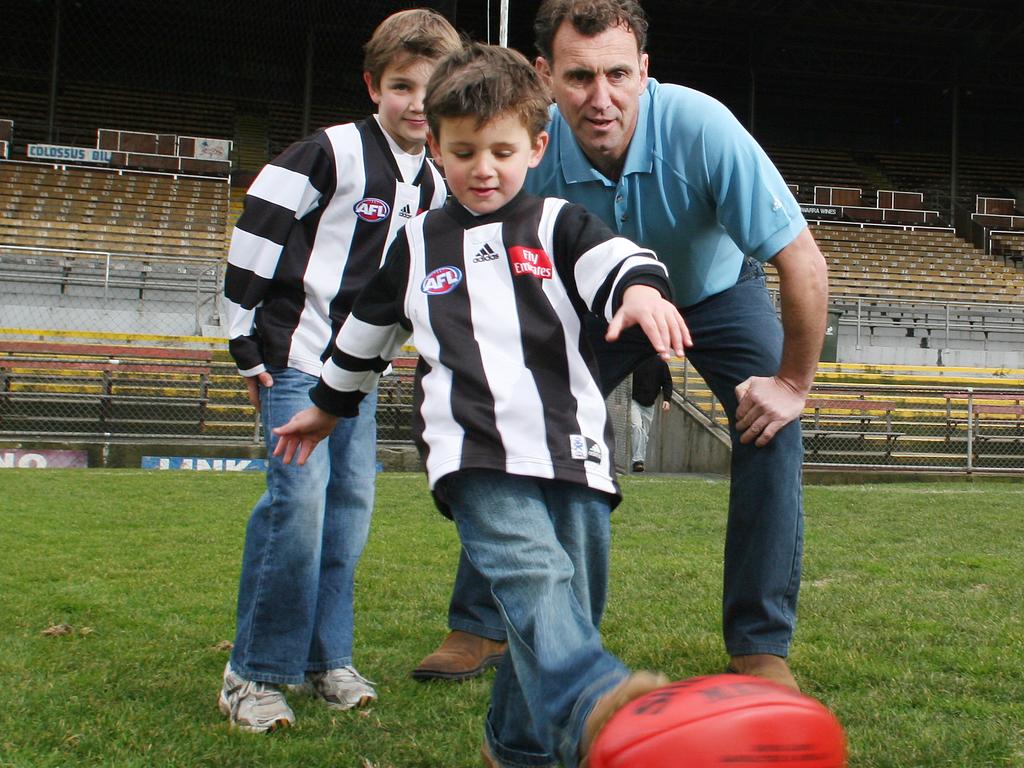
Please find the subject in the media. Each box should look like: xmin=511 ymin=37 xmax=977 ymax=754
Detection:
xmin=671 ymin=357 xmax=1024 ymax=474
xmin=2 ymin=2 xmax=1022 ymax=473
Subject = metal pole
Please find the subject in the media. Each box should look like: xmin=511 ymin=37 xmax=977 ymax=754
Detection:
xmin=301 ymin=19 xmax=315 ymax=137
xmin=966 ymin=387 xmax=974 ymax=473
xmin=499 ymin=0 xmax=509 ymax=47
xmin=47 ymin=0 xmax=62 ymax=142
xmin=949 ymin=80 xmax=959 ymax=221
xmin=856 ymin=297 xmax=863 ymax=349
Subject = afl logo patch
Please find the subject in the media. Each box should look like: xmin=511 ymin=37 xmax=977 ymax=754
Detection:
xmin=421 ymin=266 xmax=463 ymax=295
xmin=353 ymin=197 xmax=390 ymax=222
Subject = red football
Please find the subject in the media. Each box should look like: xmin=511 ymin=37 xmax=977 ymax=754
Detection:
xmin=588 ymin=674 xmax=846 ymax=768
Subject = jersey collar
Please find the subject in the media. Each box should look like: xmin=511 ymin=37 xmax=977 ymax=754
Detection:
xmin=443 ymin=189 xmax=531 ymax=229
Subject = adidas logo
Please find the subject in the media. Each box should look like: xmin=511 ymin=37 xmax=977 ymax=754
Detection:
xmin=398 ymin=204 xmax=413 ymax=219
xmin=472 ymin=243 xmax=499 ymax=263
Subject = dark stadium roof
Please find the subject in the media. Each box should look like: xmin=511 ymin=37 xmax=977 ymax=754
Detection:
xmin=2 ymin=0 xmax=1021 ymax=156
xmin=502 ymin=0 xmax=1024 ymax=89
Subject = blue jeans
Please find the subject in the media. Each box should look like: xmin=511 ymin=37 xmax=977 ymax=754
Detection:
xmin=448 ymin=259 xmax=803 ymax=658
xmin=230 ymin=367 xmax=377 ymax=684
xmin=440 ymin=470 xmax=628 ymax=768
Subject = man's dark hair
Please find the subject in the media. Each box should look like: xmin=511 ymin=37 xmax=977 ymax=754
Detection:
xmin=534 ymin=0 xmax=648 ymax=62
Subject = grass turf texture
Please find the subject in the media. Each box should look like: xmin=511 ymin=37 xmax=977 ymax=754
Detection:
xmin=0 ymin=470 xmax=1021 ymax=767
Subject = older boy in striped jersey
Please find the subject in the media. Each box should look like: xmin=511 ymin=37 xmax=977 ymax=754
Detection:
xmin=217 ymin=9 xmax=460 ymax=733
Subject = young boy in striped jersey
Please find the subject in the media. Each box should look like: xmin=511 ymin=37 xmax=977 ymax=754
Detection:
xmin=273 ymin=43 xmax=691 ymax=766
xmin=217 ymin=9 xmax=460 ymax=733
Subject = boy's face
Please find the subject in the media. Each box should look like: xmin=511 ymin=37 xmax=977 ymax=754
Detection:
xmin=364 ymin=57 xmax=436 ymax=153
xmin=428 ymin=113 xmax=548 ymax=216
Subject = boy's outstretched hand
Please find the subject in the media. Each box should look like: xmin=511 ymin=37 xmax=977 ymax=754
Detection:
xmin=272 ymin=406 xmax=339 ymax=466
xmin=606 ymin=284 xmax=691 ymax=359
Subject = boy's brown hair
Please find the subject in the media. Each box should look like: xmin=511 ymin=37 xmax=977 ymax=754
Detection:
xmin=363 ymin=8 xmax=462 ymax=88
xmin=425 ymin=43 xmax=550 ymax=139
xmin=533 ymin=0 xmax=648 ymax=62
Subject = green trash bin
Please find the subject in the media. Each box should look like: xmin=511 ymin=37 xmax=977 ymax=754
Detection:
xmin=820 ymin=309 xmax=842 ymax=362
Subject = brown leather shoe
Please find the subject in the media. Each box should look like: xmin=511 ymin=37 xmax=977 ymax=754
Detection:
xmin=579 ymin=671 xmax=669 ymax=767
xmin=727 ymin=653 xmax=800 ymax=691
xmin=411 ymin=630 xmax=508 ymax=681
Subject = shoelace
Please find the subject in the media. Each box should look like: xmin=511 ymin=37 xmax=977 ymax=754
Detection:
xmin=322 ymin=665 xmax=376 ymax=686
xmin=232 ymin=678 xmax=286 ymax=708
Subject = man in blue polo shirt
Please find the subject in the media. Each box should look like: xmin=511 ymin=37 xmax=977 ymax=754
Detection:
xmin=413 ymin=0 xmax=828 ymax=696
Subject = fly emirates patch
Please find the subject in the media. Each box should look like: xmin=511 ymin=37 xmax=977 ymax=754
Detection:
xmin=508 ymin=246 xmax=553 ymax=279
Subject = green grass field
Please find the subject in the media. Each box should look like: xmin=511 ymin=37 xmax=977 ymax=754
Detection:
xmin=1 ymin=470 xmax=1021 ymax=767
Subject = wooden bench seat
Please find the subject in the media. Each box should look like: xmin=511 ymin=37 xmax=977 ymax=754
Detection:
xmin=1 ymin=197 xmax=227 ymax=228
xmin=2 ymin=188 xmax=227 ymax=218
xmin=0 ymin=339 xmax=213 ymax=361
xmin=0 ymin=226 xmax=226 ymax=260
xmin=802 ymin=397 xmax=905 ymax=460
xmin=0 ymin=340 xmax=260 ymax=440
xmin=0 ymin=217 xmax=225 ymax=244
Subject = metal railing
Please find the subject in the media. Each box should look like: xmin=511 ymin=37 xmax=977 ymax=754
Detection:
xmin=669 ymin=358 xmax=1024 ymax=474
xmin=1 ymin=340 xmax=1021 ymax=475
xmin=831 ymin=295 xmax=1024 ymax=349
xmin=0 ymin=244 xmax=223 ymax=335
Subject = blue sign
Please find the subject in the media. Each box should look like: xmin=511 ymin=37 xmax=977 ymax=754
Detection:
xmin=141 ymin=456 xmax=267 ymax=471
xmin=27 ymin=144 xmax=113 ymax=164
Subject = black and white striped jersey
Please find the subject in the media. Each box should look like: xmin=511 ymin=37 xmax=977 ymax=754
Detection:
xmin=310 ymin=192 xmax=673 ymax=499
xmin=223 ymin=117 xmax=447 ymax=377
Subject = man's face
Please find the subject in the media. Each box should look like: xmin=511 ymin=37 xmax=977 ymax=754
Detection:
xmin=536 ymin=21 xmax=648 ymax=178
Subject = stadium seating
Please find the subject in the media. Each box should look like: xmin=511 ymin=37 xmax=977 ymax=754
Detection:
xmin=872 ymin=151 xmax=1024 ymax=212
xmin=766 ymin=146 xmax=876 ymax=203
xmin=0 ymin=160 xmax=229 ymax=262
xmin=787 ymin=223 xmax=1024 ymax=305
xmin=991 ymin=231 xmax=1024 ymax=267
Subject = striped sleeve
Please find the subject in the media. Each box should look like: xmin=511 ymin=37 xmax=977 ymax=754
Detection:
xmin=223 ymin=138 xmax=333 ymax=374
xmin=310 ymin=233 xmax=413 ymax=417
xmin=551 ymin=202 xmax=673 ymax=320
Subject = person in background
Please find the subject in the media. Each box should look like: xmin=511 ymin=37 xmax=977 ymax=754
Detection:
xmin=629 ymin=355 xmax=672 ymax=472
xmin=217 ymin=9 xmax=461 ymax=732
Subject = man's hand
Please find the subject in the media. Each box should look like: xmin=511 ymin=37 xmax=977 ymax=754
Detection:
xmin=606 ymin=285 xmax=691 ymax=359
xmin=244 ymin=371 xmax=274 ymax=408
xmin=735 ymin=227 xmax=828 ymax=447
xmin=272 ymin=406 xmax=339 ymax=466
xmin=734 ymin=376 xmax=806 ymax=447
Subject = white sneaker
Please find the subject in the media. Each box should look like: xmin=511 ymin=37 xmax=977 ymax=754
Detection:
xmin=297 ymin=666 xmax=378 ymax=710
xmin=218 ymin=663 xmax=295 ymax=733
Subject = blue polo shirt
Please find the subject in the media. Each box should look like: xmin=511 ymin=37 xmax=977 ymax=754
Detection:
xmin=525 ymin=78 xmax=806 ymax=308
